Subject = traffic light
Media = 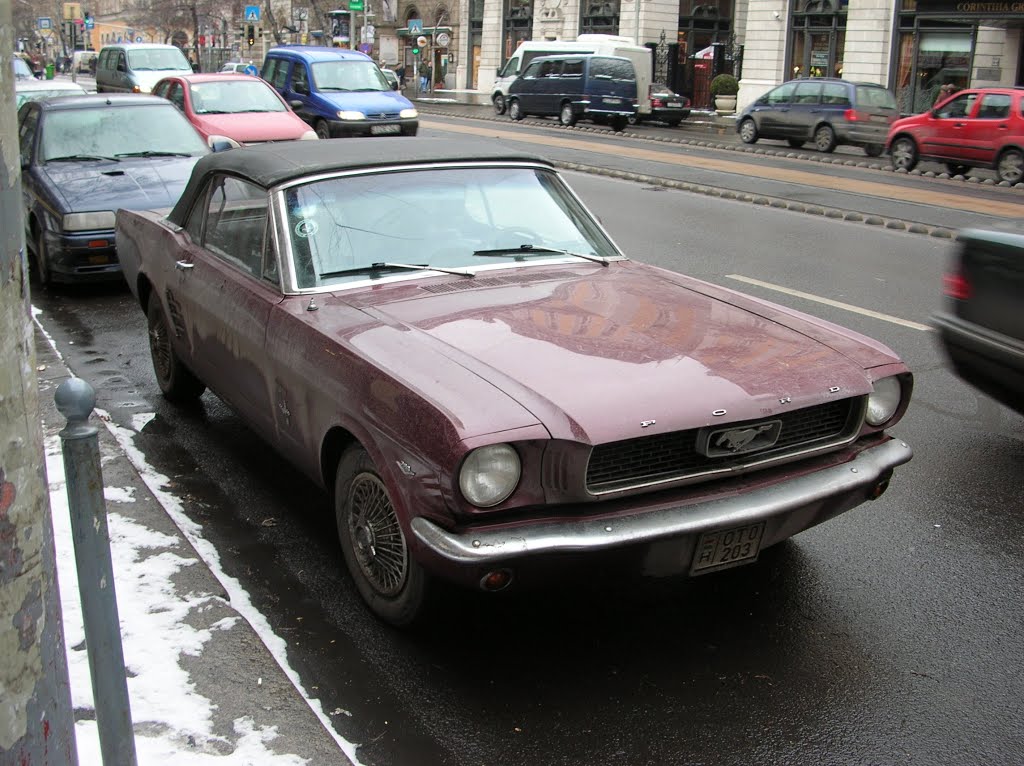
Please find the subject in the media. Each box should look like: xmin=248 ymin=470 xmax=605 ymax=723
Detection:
xmin=411 ymin=40 xmax=420 ymax=55
xmin=247 ymin=24 xmax=255 ymax=47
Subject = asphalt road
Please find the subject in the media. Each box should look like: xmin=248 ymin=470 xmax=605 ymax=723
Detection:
xmin=29 ymin=127 xmax=1024 ymax=766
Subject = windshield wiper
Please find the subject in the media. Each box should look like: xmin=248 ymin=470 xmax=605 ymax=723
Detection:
xmin=472 ymin=245 xmax=610 ymax=266
xmin=115 ymin=150 xmax=193 ymax=158
xmin=318 ymin=86 xmax=351 ymax=91
xmin=320 ymin=261 xmax=475 ymax=279
xmin=46 ymin=154 xmax=120 ymax=163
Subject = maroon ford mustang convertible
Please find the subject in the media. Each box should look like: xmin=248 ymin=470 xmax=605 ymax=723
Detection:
xmin=116 ymin=139 xmax=914 ymax=625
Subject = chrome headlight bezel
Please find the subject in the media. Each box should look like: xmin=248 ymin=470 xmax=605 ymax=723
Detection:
xmin=459 ymin=444 xmax=522 ymax=508
xmin=866 ymin=376 xmax=903 ymax=426
xmin=62 ymin=211 xmax=116 ymax=231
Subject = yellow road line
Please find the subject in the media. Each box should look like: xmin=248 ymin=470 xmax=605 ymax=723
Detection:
xmin=421 ymin=119 xmax=1023 ymax=218
xmin=726 ymin=274 xmax=933 ymax=331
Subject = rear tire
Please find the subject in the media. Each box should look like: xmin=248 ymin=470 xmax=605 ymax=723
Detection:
xmin=33 ymin=228 xmax=52 ymax=287
xmin=864 ymin=144 xmax=884 ymax=157
xmin=147 ymin=297 xmax=206 ymax=402
xmin=665 ymin=119 xmax=681 ymax=128
xmin=890 ymin=136 xmax=919 ymax=172
xmin=493 ymin=93 xmax=507 ymax=115
xmin=610 ymin=116 xmax=627 ymax=132
xmin=508 ymin=99 xmax=523 ymax=121
xmin=945 ymin=163 xmax=969 ymax=177
xmin=559 ymin=102 xmax=577 ymax=127
xmin=739 ymin=118 xmax=758 ymax=144
xmin=813 ymin=124 xmax=837 ymax=153
xmin=995 ymin=149 xmax=1023 ymax=184
xmin=335 ymin=445 xmax=429 ymax=626
xmin=787 ymin=139 xmax=805 ymax=148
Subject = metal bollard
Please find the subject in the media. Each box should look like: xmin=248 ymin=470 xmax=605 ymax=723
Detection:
xmin=55 ymin=378 xmax=138 ymax=766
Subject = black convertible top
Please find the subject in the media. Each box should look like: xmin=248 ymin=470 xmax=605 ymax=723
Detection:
xmin=168 ymin=138 xmax=552 ymax=225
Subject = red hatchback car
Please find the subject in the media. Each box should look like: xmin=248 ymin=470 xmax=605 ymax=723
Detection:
xmin=887 ymin=86 xmax=1024 ymax=184
xmin=152 ymin=73 xmax=317 ymax=147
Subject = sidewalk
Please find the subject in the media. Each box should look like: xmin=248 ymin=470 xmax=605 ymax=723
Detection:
xmin=33 ymin=322 xmax=357 ymax=765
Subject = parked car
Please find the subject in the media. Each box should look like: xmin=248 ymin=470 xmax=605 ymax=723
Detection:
xmin=220 ymin=61 xmax=256 ymax=74
xmin=630 ymin=83 xmax=690 ymax=126
xmin=95 ymin=43 xmax=192 ymax=94
xmin=15 ymin=78 xmax=88 ymax=109
xmin=507 ymin=53 xmax=638 ymax=131
xmin=737 ymin=78 xmax=898 ymax=156
xmin=887 ymin=87 xmax=1024 ymax=184
xmin=115 ymin=138 xmax=914 ymax=626
xmin=261 ymin=46 xmax=418 ymax=138
xmin=18 ymin=93 xmax=209 ymax=284
xmin=152 ymin=73 xmax=317 ymax=146
xmin=380 ymin=67 xmax=400 ymax=91
xmin=13 ymin=54 xmax=37 ymax=80
xmin=931 ymin=222 xmax=1024 ymax=414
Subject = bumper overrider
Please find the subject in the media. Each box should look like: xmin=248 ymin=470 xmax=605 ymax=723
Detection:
xmin=412 ymin=436 xmax=912 ymax=587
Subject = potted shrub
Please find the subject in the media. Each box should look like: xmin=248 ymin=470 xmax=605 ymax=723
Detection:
xmin=710 ymin=73 xmax=739 ymax=113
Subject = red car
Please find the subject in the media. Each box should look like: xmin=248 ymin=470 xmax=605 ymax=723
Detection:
xmin=887 ymin=86 xmax=1024 ymax=184
xmin=152 ymin=73 xmax=317 ymax=147
xmin=116 ymin=140 xmax=914 ymax=626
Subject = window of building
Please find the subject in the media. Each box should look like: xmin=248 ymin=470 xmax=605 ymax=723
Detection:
xmin=787 ymin=0 xmax=846 ymax=80
xmin=580 ymin=0 xmax=619 ymax=36
xmin=503 ymin=0 xmax=533 ymax=63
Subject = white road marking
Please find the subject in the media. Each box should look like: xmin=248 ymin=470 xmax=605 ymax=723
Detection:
xmin=726 ymin=274 xmax=933 ymax=331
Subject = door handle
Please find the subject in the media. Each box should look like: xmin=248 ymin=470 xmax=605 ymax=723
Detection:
xmin=175 ymin=260 xmax=194 ymax=271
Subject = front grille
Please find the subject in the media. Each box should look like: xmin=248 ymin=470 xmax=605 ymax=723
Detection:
xmin=586 ymin=398 xmax=862 ymax=494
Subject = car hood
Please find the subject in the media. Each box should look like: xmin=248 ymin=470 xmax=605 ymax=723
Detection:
xmin=316 ymin=89 xmax=413 ymax=113
xmin=192 ymin=112 xmax=310 ymax=142
xmin=42 ymin=157 xmax=202 ymax=214
xmin=342 ymin=262 xmax=901 ymax=444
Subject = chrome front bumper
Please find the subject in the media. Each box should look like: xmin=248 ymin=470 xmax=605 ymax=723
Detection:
xmin=412 ymin=437 xmax=912 ymax=565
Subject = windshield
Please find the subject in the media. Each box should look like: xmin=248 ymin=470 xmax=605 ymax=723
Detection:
xmin=190 ymin=79 xmax=286 ymax=113
xmin=13 ymin=57 xmax=34 ymax=78
xmin=126 ymin=48 xmax=192 ymax=72
xmin=311 ymin=60 xmax=389 ymax=91
xmin=283 ymin=166 xmax=620 ymax=288
xmin=39 ymin=103 xmax=209 ymax=161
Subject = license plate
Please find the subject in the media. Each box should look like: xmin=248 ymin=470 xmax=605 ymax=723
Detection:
xmin=690 ymin=521 xmax=765 ymax=575
xmin=370 ymin=124 xmax=401 ymax=135
xmin=88 ymin=254 xmax=111 ymax=265
xmin=667 ymin=101 xmax=682 ymax=108
xmin=604 ymin=97 xmax=621 ymax=105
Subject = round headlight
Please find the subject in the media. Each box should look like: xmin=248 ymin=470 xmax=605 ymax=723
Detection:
xmin=866 ymin=376 xmax=902 ymax=426
xmin=459 ymin=444 xmax=521 ymax=508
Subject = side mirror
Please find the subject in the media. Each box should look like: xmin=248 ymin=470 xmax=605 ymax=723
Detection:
xmin=208 ymin=136 xmax=238 ymax=152
xmin=289 ymin=99 xmax=303 ymax=109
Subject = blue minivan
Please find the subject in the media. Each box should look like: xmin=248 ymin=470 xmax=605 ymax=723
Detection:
xmin=261 ymin=46 xmax=418 ymax=138
xmin=507 ymin=54 xmax=638 ymax=131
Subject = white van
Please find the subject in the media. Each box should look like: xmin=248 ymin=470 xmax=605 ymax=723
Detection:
xmin=491 ymin=34 xmax=652 ymax=117
xmin=95 ymin=43 xmax=192 ymax=94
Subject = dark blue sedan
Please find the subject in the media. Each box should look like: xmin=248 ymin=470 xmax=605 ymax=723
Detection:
xmin=18 ymin=94 xmax=209 ymax=284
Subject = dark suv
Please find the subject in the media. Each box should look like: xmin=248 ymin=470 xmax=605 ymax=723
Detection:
xmin=736 ymin=78 xmax=898 ymax=156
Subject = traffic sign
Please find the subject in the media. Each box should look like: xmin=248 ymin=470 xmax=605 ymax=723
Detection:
xmin=245 ymin=5 xmax=261 ymax=22
xmin=244 ymin=63 xmax=258 ymax=76
xmin=408 ymin=18 xmax=422 ymax=34
xmin=416 ymin=35 xmax=427 ymax=47
xmin=435 ymin=31 xmax=450 ymax=47
xmin=349 ymin=0 xmax=364 ymax=10
xmin=38 ymin=17 xmax=52 ymax=29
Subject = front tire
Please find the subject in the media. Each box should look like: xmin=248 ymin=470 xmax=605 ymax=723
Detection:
xmin=508 ymin=99 xmax=523 ymax=121
xmin=787 ymin=139 xmax=805 ymax=148
xmin=493 ymin=93 xmax=506 ymax=115
xmin=945 ymin=163 xmax=970 ymax=177
xmin=315 ymin=119 xmax=332 ymax=140
xmin=559 ymin=102 xmax=577 ymax=127
xmin=335 ymin=445 xmax=428 ymax=626
xmin=814 ymin=124 xmax=837 ymax=153
xmin=739 ymin=118 xmax=758 ymax=144
xmin=147 ymin=297 xmax=206 ymax=402
xmin=996 ymin=149 xmax=1023 ymax=184
xmin=890 ymin=136 xmax=919 ymax=172
xmin=610 ymin=116 xmax=627 ymax=132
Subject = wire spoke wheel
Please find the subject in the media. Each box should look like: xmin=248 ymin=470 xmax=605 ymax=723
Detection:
xmin=348 ymin=471 xmax=408 ymax=597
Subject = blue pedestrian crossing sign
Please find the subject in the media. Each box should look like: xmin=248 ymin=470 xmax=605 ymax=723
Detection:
xmin=408 ymin=18 xmax=422 ymax=34
xmin=245 ymin=5 xmax=261 ymax=22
